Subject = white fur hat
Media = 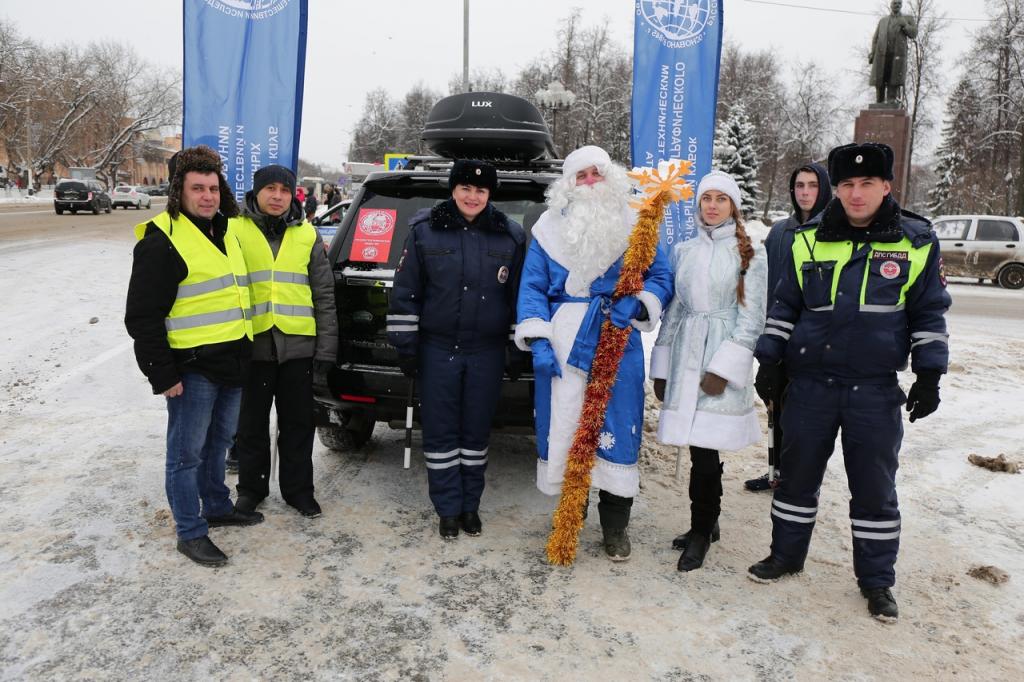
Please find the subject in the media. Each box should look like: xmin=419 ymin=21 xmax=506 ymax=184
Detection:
xmin=696 ymin=170 xmax=742 ymax=213
xmin=562 ymin=145 xmax=612 ymax=178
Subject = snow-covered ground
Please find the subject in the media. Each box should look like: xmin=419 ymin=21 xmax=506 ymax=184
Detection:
xmin=0 ymin=230 xmax=1022 ymax=679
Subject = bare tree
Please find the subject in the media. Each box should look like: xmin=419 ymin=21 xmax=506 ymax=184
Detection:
xmin=65 ymin=42 xmax=181 ymax=185
xmin=396 ymin=83 xmax=441 ymax=154
xmin=347 ymin=88 xmax=400 ymax=162
xmin=903 ymin=0 xmax=949 ymax=202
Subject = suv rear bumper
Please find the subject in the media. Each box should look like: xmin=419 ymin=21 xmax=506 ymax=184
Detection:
xmin=313 ymin=362 xmax=536 ymax=430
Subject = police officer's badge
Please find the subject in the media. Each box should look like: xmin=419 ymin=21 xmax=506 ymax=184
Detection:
xmin=497 ymin=265 xmax=509 ymax=284
xmin=879 ymin=261 xmax=901 ymax=279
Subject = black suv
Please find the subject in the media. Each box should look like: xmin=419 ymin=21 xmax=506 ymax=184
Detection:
xmin=54 ymin=179 xmax=112 ymax=215
xmin=313 ymin=92 xmax=560 ymax=452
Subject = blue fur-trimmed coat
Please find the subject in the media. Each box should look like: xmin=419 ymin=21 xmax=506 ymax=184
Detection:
xmin=514 ymin=209 xmax=673 ymax=497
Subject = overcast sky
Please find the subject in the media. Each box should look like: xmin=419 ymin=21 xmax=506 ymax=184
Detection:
xmin=4 ymin=0 xmax=985 ymax=167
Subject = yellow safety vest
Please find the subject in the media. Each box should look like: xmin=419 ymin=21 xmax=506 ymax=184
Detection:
xmin=791 ymin=228 xmax=932 ymax=312
xmin=232 ymin=216 xmax=318 ymax=336
xmin=135 ymin=212 xmax=253 ymax=349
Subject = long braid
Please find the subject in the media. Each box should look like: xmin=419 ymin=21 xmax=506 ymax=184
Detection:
xmin=733 ymin=206 xmax=755 ymax=306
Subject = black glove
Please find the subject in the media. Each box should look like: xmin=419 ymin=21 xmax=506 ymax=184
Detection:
xmin=754 ymin=362 xmax=785 ymax=405
xmin=506 ymin=346 xmax=530 ymax=382
xmin=906 ymin=369 xmax=941 ymax=422
xmin=397 ymin=354 xmax=418 ymax=379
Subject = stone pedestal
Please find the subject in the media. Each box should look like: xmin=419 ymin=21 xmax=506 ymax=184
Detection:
xmin=854 ymin=108 xmax=911 ymax=204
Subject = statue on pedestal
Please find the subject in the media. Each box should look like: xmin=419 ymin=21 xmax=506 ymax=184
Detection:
xmin=869 ymin=0 xmax=918 ymax=106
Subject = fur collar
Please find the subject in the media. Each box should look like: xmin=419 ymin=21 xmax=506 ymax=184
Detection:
xmin=816 ymin=195 xmax=904 ymax=243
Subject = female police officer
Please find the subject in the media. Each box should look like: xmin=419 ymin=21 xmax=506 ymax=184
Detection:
xmin=387 ymin=160 xmax=526 ymax=540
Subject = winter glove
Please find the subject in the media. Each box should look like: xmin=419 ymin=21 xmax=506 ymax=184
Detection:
xmin=530 ymin=339 xmax=562 ymax=379
xmin=397 ymin=354 xmax=418 ymax=379
xmin=906 ymin=369 xmax=941 ymax=423
xmin=609 ymin=295 xmax=643 ymax=329
xmin=700 ymin=372 xmax=728 ymax=396
xmin=754 ymin=362 xmax=786 ymax=405
xmin=653 ymin=378 xmax=666 ymax=402
xmin=506 ymin=346 xmax=530 ymax=382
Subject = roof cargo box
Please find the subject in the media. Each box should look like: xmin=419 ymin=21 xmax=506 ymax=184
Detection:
xmin=422 ymin=92 xmax=554 ymax=161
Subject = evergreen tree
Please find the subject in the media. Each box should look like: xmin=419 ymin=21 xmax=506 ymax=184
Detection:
xmin=928 ymin=79 xmax=981 ymax=215
xmin=713 ymin=103 xmax=760 ymax=214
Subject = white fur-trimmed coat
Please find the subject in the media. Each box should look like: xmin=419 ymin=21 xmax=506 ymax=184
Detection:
xmin=650 ymin=221 xmax=767 ymax=451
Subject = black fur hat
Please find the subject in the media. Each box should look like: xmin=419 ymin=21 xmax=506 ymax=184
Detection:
xmin=827 ymin=143 xmax=894 ymax=185
xmin=448 ymin=159 xmax=498 ymax=192
xmin=166 ymin=145 xmax=239 ymax=219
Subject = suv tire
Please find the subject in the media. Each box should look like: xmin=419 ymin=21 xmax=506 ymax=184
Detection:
xmin=105 ymin=202 xmax=111 ymax=214
xmin=56 ymin=208 xmax=64 ymax=215
xmin=317 ymin=413 xmax=375 ymax=452
xmin=997 ymin=263 xmax=1024 ymax=289
xmin=92 ymin=202 xmax=100 ymax=215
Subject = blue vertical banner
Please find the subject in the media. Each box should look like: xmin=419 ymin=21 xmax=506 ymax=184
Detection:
xmin=183 ymin=0 xmax=308 ymax=203
xmin=631 ymin=0 xmax=723 ymax=245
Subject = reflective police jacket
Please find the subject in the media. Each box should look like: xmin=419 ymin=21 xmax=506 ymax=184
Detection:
xmin=755 ymin=197 xmax=951 ymax=382
xmin=388 ymin=199 xmax=526 ymax=355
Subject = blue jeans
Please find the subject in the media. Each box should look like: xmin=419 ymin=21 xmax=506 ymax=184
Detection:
xmin=165 ymin=372 xmax=241 ymax=540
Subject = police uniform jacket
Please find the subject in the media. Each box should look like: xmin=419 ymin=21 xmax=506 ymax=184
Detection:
xmin=755 ymin=195 xmax=950 ymax=383
xmin=388 ymin=199 xmax=525 ymax=355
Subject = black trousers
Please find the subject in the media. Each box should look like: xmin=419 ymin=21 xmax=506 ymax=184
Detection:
xmin=235 ymin=358 xmax=315 ymax=504
xmin=689 ymin=446 xmax=723 ymax=537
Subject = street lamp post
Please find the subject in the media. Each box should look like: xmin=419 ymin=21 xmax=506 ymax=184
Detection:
xmin=534 ymin=80 xmax=576 ymax=153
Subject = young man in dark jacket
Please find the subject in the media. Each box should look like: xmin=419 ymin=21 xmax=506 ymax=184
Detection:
xmin=125 ymin=145 xmax=263 ymax=567
xmin=231 ymin=165 xmax=338 ymax=518
xmin=746 ymin=163 xmax=832 ymax=492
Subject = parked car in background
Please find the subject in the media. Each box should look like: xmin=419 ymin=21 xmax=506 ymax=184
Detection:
xmin=311 ymin=199 xmax=352 ymax=248
xmin=145 ymin=183 xmax=168 ymax=196
xmin=111 ymin=185 xmax=153 ymax=210
xmin=933 ymin=214 xmax=1024 ymax=289
xmin=53 ymin=179 xmax=112 ymax=215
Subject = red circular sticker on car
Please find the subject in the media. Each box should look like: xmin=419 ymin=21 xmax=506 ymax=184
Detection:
xmin=358 ymin=210 xmax=395 ymax=236
xmin=880 ymin=261 xmax=901 ymax=279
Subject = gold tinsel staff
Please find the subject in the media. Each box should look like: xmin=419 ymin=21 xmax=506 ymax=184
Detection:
xmin=546 ymin=159 xmax=694 ymax=566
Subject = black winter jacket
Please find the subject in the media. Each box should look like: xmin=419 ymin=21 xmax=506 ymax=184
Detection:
xmin=124 ymin=211 xmax=252 ymax=393
xmin=764 ymin=162 xmax=832 ymax=307
xmin=388 ymin=199 xmax=525 ymax=355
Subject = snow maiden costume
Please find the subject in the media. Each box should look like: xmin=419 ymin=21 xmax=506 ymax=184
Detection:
xmin=515 ymin=146 xmax=673 ymax=561
xmin=650 ymin=170 xmax=767 ymax=571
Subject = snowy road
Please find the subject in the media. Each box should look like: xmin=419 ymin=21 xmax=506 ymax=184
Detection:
xmin=0 ymin=221 xmax=1022 ymax=680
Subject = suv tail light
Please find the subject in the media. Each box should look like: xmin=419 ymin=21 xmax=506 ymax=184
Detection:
xmin=87 ymin=192 xmax=93 ymax=200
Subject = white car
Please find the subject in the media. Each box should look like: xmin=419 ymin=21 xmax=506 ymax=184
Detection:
xmin=933 ymin=214 xmax=1024 ymax=289
xmin=111 ymin=185 xmax=152 ymax=210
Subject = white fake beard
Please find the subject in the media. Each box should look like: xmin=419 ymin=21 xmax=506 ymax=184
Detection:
xmin=546 ymin=166 xmax=634 ymax=292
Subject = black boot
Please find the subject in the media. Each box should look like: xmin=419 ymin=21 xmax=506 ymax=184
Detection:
xmin=460 ymin=511 xmax=482 ymax=536
xmin=439 ymin=516 xmax=459 ymax=540
xmin=861 ymin=586 xmax=899 ymax=622
xmin=679 ymin=451 xmax=722 ymax=571
xmin=598 ymin=490 xmax=633 ymax=562
xmin=671 ymin=521 xmax=720 ymax=551
xmin=677 ymin=532 xmax=711 ymax=571
xmin=176 ymin=535 xmax=228 ymax=567
xmin=205 ymin=505 xmax=264 ymax=527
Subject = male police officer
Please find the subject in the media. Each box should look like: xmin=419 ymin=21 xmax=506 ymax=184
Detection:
xmin=126 ymin=145 xmax=263 ymax=567
xmin=748 ymin=143 xmax=951 ymax=622
xmin=231 ymin=164 xmax=337 ymax=518
xmin=746 ymin=163 xmax=832 ymax=492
